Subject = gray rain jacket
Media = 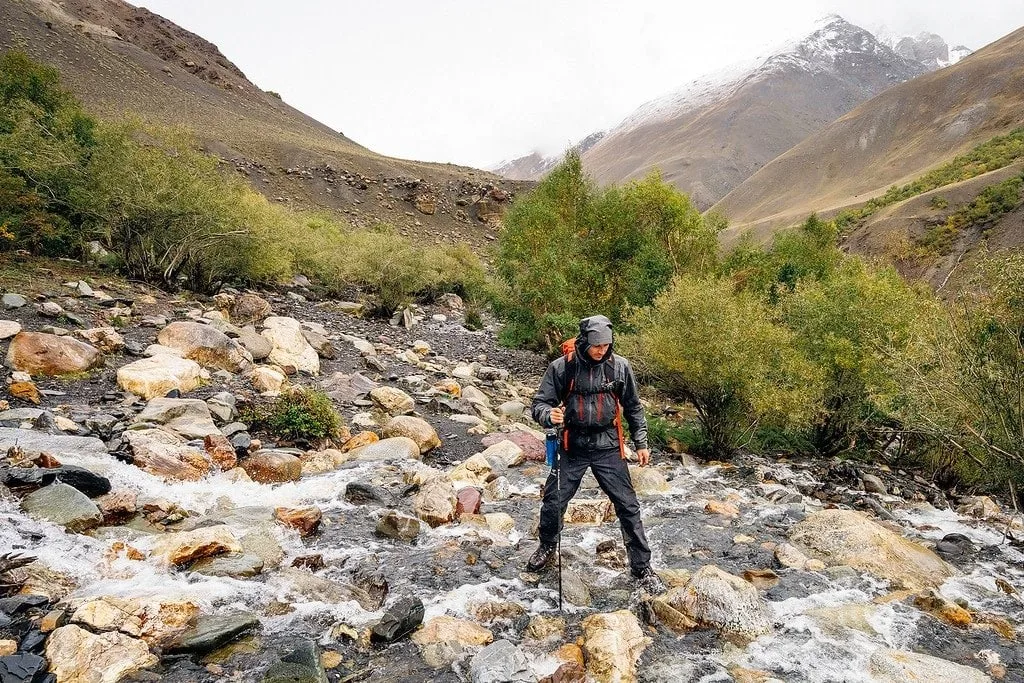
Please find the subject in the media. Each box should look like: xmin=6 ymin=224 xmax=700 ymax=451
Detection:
xmin=531 ymin=315 xmax=649 ymax=452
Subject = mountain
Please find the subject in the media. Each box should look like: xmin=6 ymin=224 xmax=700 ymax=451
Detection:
xmin=713 ymin=24 xmax=1024 ymax=242
xmin=0 ymin=0 xmax=522 ymax=249
xmin=491 ymin=131 xmax=606 ymax=181
xmin=579 ymin=15 xmax=935 ymax=209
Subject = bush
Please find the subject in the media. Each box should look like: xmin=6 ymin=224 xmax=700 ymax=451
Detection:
xmin=243 ymin=387 xmax=344 ymax=444
xmin=781 ymin=258 xmax=926 ymax=456
xmin=897 ymin=251 xmax=1024 ymax=488
xmin=495 ymin=151 xmax=720 ymax=351
xmin=624 ymin=276 xmax=820 ymax=458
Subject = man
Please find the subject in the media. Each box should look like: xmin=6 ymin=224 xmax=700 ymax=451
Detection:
xmin=528 ymin=314 xmax=666 ymax=594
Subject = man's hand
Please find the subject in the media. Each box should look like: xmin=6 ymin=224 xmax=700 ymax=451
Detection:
xmin=637 ymin=448 xmax=651 ymax=467
xmin=549 ymin=407 xmax=564 ymax=426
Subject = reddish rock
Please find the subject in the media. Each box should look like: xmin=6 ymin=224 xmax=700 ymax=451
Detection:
xmin=5 ymin=332 xmax=103 ymax=376
xmin=9 ymin=381 xmax=41 ymax=404
xmin=456 ymin=487 xmax=482 ymax=516
xmin=230 ymin=293 xmax=272 ymax=325
xmin=96 ymin=490 xmax=138 ymax=525
xmin=275 ymin=506 xmax=323 ymax=536
xmin=203 ymin=434 xmax=238 ymax=471
xmin=241 ymin=451 xmax=301 ymax=483
xmin=482 ymin=431 xmax=545 ymax=462
xmin=341 ymin=431 xmax=379 ymax=452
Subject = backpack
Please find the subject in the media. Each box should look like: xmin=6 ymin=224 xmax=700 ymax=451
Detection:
xmin=557 ymin=337 xmax=627 ymax=460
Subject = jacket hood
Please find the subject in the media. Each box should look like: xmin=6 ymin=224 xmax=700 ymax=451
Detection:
xmin=575 ymin=315 xmax=614 ymax=364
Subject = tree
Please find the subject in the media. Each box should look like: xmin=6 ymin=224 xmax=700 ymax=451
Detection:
xmin=625 ymin=276 xmax=820 ymax=458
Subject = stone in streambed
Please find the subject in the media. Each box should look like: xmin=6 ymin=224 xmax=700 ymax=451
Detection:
xmin=117 ymin=355 xmax=203 ymax=399
xmin=21 ymin=483 xmax=102 ymax=532
xmin=371 ymin=597 xmax=424 ymax=644
xmin=165 ymin=612 xmax=260 ymax=654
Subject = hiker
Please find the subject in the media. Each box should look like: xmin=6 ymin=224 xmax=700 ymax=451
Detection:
xmin=528 ymin=314 xmax=666 ymax=594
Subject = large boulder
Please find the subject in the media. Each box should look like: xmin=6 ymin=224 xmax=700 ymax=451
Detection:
xmin=660 ymin=565 xmax=772 ymax=640
xmin=5 ymin=332 xmax=103 ymax=376
xmin=242 ymin=450 xmax=302 ymax=483
xmin=581 ymin=610 xmax=651 ymax=683
xmin=150 ymin=526 xmax=243 ymax=566
xmin=868 ymin=648 xmax=992 ymax=683
xmin=482 ymin=430 xmax=545 ymax=462
xmin=157 ymin=321 xmax=252 ymax=373
xmin=411 ymin=615 xmax=493 ymax=647
xmin=124 ymin=429 xmax=211 ymax=481
xmin=480 ymin=440 xmax=524 ymax=467
xmin=45 ymin=625 xmax=158 ymax=683
xmin=117 ymin=355 xmax=203 ymax=399
xmin=629 ymin=466 xmax=670 ymax=495
xmin=70 ymin=597 xmax=199 ymax=647
xmin=322 ymin=372 xmax=378 ymax=404
xmin=413 ymin=477 xmax=457 ymax=527
xmin=790 ymin=509 xmax=957 ymax=589
xmin=236 ymin=326 xmax=273 ymax=361
xmin=230 ymin=293 xmax=272 ymax=325
xmin=21 ymin=482 xmax=102 ymax=532
xmin=165 ymin=613 xmax=259 ymax=654
xmin=468 ymin=639 xmax=532 ymax=683
xmin=135 ymin=398 xmax=219 ymax=439
xmin=262 ymin=317 xmax=320 ymax=375
xmin=382 ymin=416 xmax=441 ymax=454
xmin=348 ymin=437 xmax=421 ymax=462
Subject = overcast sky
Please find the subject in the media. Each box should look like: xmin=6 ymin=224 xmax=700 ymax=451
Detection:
xmin=139 ymin=1 xmax=1024 ymax=169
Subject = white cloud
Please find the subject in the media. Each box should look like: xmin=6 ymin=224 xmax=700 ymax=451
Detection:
xmin=138 ymin=0 xmax=1024 ymax=168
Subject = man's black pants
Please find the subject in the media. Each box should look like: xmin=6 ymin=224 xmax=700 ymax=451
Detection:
xmin=537 ymin=445 xmax=652 ymax=575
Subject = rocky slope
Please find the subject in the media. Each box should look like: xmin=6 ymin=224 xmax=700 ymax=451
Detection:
xmin=492 ymin=132 xmax=606 ymax=182
xmin=0 ymin=258 xmax=1021 ymax=682
xmin=0 ymin=0 xmax=524 ymax=250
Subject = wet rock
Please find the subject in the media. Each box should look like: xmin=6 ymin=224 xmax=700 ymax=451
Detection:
xmin=5 ymin=332 xmax=103 ymax=376
xmin=382 ymin=416 xmax=441 ymax=454
xmin=165 ymin=612 xmax=260 ymax=654
xmin=21 ymin=483 xmax=102 ymax=532
xmin=249 ymin=366 xmax=288 ymax=394
xmin=413 ymin=615 xmax=493 ymax=648
xmin=376 ymin=510 xmax=422 ymax=541
xmin=562 ymin=568 xmax=592 ymax=607
xmin=276 ymin=567 xmax=377 ymax=610
xmin=46 ymin=625 xmax=158 ymax=682
xmin=117 ymin=355 xmax=203 ymax=399
xmin=630 ymin=466 xmax=669 ymax=495
xmin=345 ymin=482 xmax=391 ymax=506
xmin=190 ymin=553 xmax=265 ymax=578
xmin=124 ymin=429 xmax=210 ymax=481
xmin=957 ymin=496 xmax=1002 ymax=520
xmin=157 ymin=322 xmax=252 ymax=373
xmin=54 ymin=465 xmax=110 ymax=497
xmin=371 ymin=597 xmax=424 ymax=643
xmin=914 ymin=588 xmax=973 ymax=628
xmin=742 ymin=569 xmax=780 ymax=590
xmin=236 ymin=327 xmax=273 ymax=361
xmin=263 ymin=640 xmax=329 ymax=683
xmin=581 ymin=610 xmax=651 ymax=683
xmin=450 ymin=454 xmax=493 ymax=485
xmin=204 ymin=434 xmax=238 ymax=470
xmin=456 ymin=487 xmax=482 ymax=516
xmin=70 ymin=597 xmax=199 ymax=647
xmin=413 ymin=477 xmax=457 ymax=527
xmin=7 ymin=380 xmax=40 ymax=405
xmin=484 ymin=476 xmax=511 ymax=502
xmin=136 ymin=398 xmax=220 ymax=439
xmin=790 ymin=509 xmax=956 ymax=589
xmin=868 ymin=648 xmax=991 ymax=682
xmin=469 ymin=639 xmax=532 ymax=683
xmin=565 ymin=498 xmax=616 ymax=525
xmin=242 ymin=450 xmax=302 ymax=483
xmin=935 ymin=533 xmax=976 ymax=560
xmin=525 ymin=615 xmax=565 ymax=641
xmin=150 ymin=526 xmax=242 ymax=566
xmin=230 ymin=293 xmax=272 ymax=325
xmin=262 ymin=317 xmax=320 ymax=375
xmin=240 ymin=528 xmax=284 ymax=569
xmin=774 ymin=542 xmax=814 ymax=570
xmin=370 ymin=386 xmax=415 ymax=415
xmin=666 ymin=565 xmax=772 ymax=640
xmin=348 ymin=436 xmax=420 ymax=462
xmin=1 ymin=466 xmax=56 ymax=488
xmin=275 ymin=506 xmax=322 ymax=536
xmin=705 ymin=499 xmax=740 ymax=518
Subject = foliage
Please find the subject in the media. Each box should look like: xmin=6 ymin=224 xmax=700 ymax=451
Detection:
xmin=897 ymin=251 xmax=1024 ymax=487
xmin=496 ymin=152 xmax=721 ymax=350
xmin=243 ymin=387 xmax=344 ymax=443
xmin=832 ymin=126 xmax=1024 ymax=232
xmin=916 ymin=172 xmax=1024 ymax=255
xmin=624 ymin=276 xmax=820 ymax=458
xmin=781 ymin=258 xmax=926 ymax=456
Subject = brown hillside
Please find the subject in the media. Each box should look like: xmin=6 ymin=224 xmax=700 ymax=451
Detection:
xmin=0 ymin=0 xmax=523 ymax=249
xmin=714 ymin=25 xmax=1024 ymax=242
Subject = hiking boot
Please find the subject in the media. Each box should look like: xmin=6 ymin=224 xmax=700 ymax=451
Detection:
xmin=634 ymin=566 xmax=667 ymax=594
xmin=526 ymin=543 xmax=557 ymax=572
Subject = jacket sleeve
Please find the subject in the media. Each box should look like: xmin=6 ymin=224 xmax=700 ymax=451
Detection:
xmin=531 ymin=359 xmax=563 ymax=428
xmin=619 ymin=358 xmax=648 ymax=450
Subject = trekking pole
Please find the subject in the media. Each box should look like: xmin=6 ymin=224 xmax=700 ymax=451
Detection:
xmin=556 ymin=426 xmax=564 ymax=614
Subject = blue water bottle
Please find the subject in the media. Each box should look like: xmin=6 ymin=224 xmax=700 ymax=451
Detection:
xmin=545 ymin=429 xmax=558 ymax=467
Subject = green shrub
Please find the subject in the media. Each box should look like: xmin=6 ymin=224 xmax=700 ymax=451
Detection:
xmin=243 ymin=387 xmax=345 ymax=443
xmin=495 ymin=151 xmax=721 ymax=351
xmin=624 ymin=276 xmax=820 ymax=458
xmin=916 ymin=172 xmax=1024 ymax=255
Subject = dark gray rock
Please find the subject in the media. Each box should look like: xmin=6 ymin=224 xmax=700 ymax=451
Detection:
xmin=166 ymin=612 xmax=260 ymax=654
xmin=370 ymin=597 xmax=423 ymax=643
xmin=54 ymin=466 xmax=110 ymax=498
xmin=0 ymin=653 xmax=47 ymax=682
xmin=344 ymin=482 xmax=391 ymax=506
xmin=935 ymin=533 xmax=975 ymax=560
xmin=861 ymin=474 xmax=887 ymax=494
xmin=1 ymin=468 xmax=57 ymax=489
xmin=2 ymin=293 xmax=27 ymax=309
xmin=321 ymin=372 xmax=377 ymax=404
xmin=262 ymin=640 xmax=328 ymax=683
xmin=469 ymin=640 xmax=532 ymax=683
xmin=190 ymin=553 xmax=264 ymax=578
xmin=375 ymin=510 xmax=421 ymax=542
